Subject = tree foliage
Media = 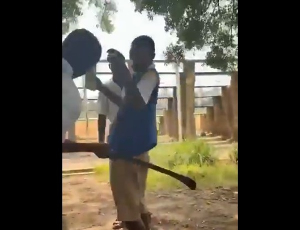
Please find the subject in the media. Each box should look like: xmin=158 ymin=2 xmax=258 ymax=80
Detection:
xmin=130 ymin=0 xmax=238 ymax=71
xmin=62 ymin=0 xmax=117 ymax=35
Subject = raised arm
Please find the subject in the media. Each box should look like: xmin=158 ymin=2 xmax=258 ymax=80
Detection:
xmin=96 ymin=69 xmax=157 ymax=110
xmin=98 ymin=59 xmax=157 ymax=109
xmin=124 ymin=70 xmax=158 ymax=107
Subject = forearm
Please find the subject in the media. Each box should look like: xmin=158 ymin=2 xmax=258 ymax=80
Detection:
xmin=109 ymin=61 xmax=145 ymax=109
xmin=99 ymin=79 xmax=145 ymax=109
xmin=97 ymin=84 xmax=122 ymax=107
xmin=124 ymin=80 xmax=146 ymax=109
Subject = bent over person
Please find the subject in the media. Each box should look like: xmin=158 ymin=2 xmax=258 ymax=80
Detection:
xmin=62 ymin=29 xmax=103 ymax=230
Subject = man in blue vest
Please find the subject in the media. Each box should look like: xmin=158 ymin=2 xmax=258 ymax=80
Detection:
xmin=93 ymin=36 xmax=159 ymax=230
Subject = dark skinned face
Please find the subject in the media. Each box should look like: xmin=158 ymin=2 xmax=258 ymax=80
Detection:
xmin=107 ymin=50 xmax=126 ymax=86
xmin=129 ymin=42 xmax=153 ymax=72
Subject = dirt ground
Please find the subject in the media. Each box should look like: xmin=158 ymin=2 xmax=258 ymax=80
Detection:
xmin=63 ymin=175 xmax=238 ymax=230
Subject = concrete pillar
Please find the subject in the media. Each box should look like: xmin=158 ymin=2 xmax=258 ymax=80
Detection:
xmin=212 ymin=96 xmax=221 ymax=135
xmin=221 ymin=86 xmax=234 ymax=139
xmin=158 ymin=116 xmax=165 ymax=135
xmin=163 ymin=98 xmax=178 ymax=139
xmin=171 ymin=89 xmax=179 ymax=140
xmin=213 ymin=96 xmax=230 ymax=138
xmin=183 ymin=61 xmax=196 ymax=139
xmin=175 ymin=65 xmax=183 ymax=141
xmin=163 ymin=110 xmax=170 ymax=136
xmin=194 ymin=114 xmax=201 ymax=135
xmin=175 ymin=62 xmax=196 ymax=141
xmin=179 ymin=74 xmax=187 ymax=139
xmin=206 ymin=107 xmax=214 ymax=133
xmin=200 ymin=114 xmax=208 ymax=133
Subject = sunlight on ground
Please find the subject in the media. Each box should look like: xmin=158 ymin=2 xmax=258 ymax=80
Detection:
xmin=94 ymin=141 xmax=238 ymax=190
xmin=95 ymin=162 xmax=237 ymax=190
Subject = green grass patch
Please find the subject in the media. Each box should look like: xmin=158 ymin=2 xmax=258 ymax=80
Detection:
xmin=94 ymin=163 xmax=110 ymax=181
xmin=94 ymin=140 xmax=238 ymax=190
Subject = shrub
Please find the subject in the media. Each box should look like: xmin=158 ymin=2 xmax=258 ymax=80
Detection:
xmin=167 ymin=140 xmax=216 ymax=169
xmin=229 ymin=142 xmax=238 ymax=164
xmin=94 ymin=140 xmax=238 ymax=190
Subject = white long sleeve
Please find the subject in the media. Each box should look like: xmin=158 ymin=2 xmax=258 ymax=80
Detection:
xmin=62 ymin=59 xmax=82 ymax=142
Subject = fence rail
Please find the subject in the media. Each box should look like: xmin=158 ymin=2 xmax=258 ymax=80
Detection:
xmin=68 ymin=60 xmax=231 ymax=140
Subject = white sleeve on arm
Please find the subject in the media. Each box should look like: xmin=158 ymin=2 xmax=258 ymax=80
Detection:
xmin=97 ymin=91 xmax=109 ymax=116
xmin=62 ymin=108 xmax=76 ymax=142
xmin=137 ymin=71 xmax=159 ymax=104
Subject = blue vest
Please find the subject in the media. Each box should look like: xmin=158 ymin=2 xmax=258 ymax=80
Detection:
xmin=108 ymin=69 xmax=159 ymax=158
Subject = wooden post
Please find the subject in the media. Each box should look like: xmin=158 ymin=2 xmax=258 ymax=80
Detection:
xmin=175 ymin=62 xmax=196 ymax=141
xmin=175 ymin=64 xmax=184 ymax=141
xmin=221 ymin=86 xmax=234 ymax=139
xmin=163 ymin=98 xmax=176 ymax=138
xmin=213 ymin=96 xmax=222 ymax=135
xmin=206 ymin=107 xmax=214 ymax=134
xmin=183 ymin=61 xmax=196 ymax=139
xmin=163 ymin=111 xmax=170 ymax=136
xmin=213 ymin=96 xmax=230 ymax=138
xmin=171 ymin=87 xmax=179 ymax=140
xmin=159 ymin=116 xmax=165 ymax=135
xmin=230 ymin=72 xmax=238 ymax=141
xmin=179 ymin=74 xmax=187 ymax=139
xmin=200 ymin=114 xmax=207 ymax=133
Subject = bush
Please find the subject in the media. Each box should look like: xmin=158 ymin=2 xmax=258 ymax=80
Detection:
xmin=229 ymin=143 xmax=238 ymax=164
xmin=94 ymin=140 xmax=238 ymax=190
xmin=166 ymin=140 xmax=216 ymax=169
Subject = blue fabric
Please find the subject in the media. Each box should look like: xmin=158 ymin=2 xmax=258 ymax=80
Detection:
xmin=108 ymin=69 xmax=159 ymax=158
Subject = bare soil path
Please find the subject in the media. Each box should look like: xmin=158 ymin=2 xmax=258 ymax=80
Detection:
xmin=63 ymin=175 xmax=238 ymax=230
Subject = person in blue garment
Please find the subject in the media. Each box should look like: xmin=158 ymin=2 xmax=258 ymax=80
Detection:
xmin=92 ymin=36 xmax=159 ymax=230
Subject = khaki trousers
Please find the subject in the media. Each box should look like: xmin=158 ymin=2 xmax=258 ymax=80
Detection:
xmin=110 ymin=152 xmax=149 ymax=221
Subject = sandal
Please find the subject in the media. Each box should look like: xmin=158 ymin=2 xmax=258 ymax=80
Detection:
xmin=112 ymin=212 xmax=152 ymax=229
xmin=112 ymin=219 xmax=125 ymax=229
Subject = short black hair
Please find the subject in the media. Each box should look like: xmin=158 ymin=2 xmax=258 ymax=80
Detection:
xmin=62 ymin=29 xmax=102 ymax=77
xmin=131 ymin=35 xmax=155 ymax=53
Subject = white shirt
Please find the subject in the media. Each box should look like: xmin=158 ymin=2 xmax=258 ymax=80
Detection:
xmin=62 ymin=58 xmax=82 ymax=142
xmin=97 ymin=80 xmax=122 ymax=123
xmin=120 ymin=63 xmax=159 ymax=104
xmin=98 ymin=64 xmax=158 ymax=118
xmin=98 ymin=64 xmax=159 ymax=136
